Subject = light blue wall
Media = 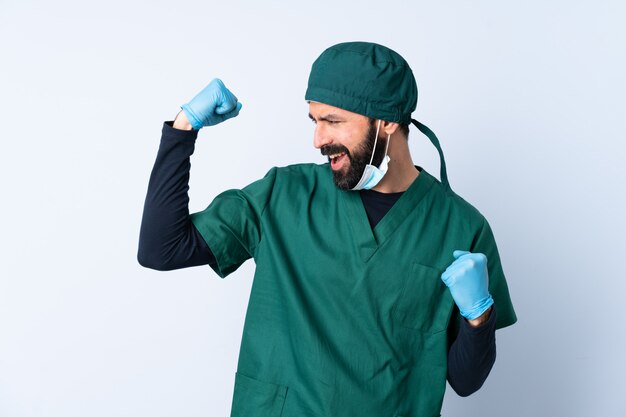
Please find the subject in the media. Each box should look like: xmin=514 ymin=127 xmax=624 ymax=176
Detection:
xmin=1 ymin=1 xmax=624 ymax=416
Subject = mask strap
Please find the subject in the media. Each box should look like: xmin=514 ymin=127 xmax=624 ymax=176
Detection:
xmin=369 ymin=119 xmax=382 ymax=165
xmin=410 ymin=119 xmax=451 ymax=191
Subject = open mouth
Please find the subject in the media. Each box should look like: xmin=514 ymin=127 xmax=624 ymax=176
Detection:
xmin=329 ymin=152 xmax=348 ymax=170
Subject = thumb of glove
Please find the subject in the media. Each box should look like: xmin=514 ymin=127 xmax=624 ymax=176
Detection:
xmin=215 ymin=91 xmax=240 ymax=115
xmin=453 ymin=250 xmax=471 ymax=259
xmin=217 ymin=101 xmax=243 ymax=121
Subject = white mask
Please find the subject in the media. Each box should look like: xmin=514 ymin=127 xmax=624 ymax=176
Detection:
xmin=351 ymin=119 xmax=391 ymax=190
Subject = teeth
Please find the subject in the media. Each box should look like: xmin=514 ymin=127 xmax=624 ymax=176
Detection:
xmin=329 ymin=153 xmax=344 ymax=159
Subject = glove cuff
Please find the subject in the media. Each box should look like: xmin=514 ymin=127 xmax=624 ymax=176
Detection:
xmin=180 ymin=104 xmax=203 ymax=130
xmin=460 ymin=295 xmax=495 ymax=320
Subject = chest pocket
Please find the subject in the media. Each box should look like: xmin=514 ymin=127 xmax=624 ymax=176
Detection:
xmin=392 ymin=262 xmax=455 ymax=334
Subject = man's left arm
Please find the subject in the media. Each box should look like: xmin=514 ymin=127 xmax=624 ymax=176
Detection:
xmin=441 ymin=249 xmax=496 ymax=396
xmin=446 ymin=304 xmax=497 ymax=396
xmin=441 ymin=216 xmax=517 ymax=396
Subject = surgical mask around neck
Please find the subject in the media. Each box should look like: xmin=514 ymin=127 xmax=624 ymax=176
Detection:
xmin=351 ymin=120 xmax=391 ymax=191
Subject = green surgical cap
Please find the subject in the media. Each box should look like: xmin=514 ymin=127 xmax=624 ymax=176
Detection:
xmin=305 ymin=41 xmax=417 ymax=124
xmin=305 ymin=41 xmax=451 ymax=190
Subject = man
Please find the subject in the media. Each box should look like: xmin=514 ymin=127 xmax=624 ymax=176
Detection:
xmin=138 ymin=41 xmax=516 ymax=417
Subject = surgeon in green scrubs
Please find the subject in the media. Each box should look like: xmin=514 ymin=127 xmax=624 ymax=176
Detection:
xmin=140 ymin=41 xmax=517 ymax=417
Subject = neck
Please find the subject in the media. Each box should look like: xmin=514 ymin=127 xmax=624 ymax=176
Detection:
xmin=371 ymin=134 xmax=419 ymax=193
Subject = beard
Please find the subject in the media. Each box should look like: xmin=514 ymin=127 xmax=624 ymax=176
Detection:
xmin=321 ymin=120 xmax=388 ymax=190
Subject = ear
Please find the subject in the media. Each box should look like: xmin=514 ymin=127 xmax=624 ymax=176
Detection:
xmin=381 ymin=120 xmax=400 ymax=136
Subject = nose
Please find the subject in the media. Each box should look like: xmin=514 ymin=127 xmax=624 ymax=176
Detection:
xmin=313 ymin=124 xmax=332 ymax=149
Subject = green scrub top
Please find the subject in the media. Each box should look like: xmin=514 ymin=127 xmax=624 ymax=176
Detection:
xmin=191 ymin=163 xmax=517 ymax=417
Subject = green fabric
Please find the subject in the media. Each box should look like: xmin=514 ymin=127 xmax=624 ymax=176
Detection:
xmin=190 ymin=164 xmax=517 ymax=417
xmin=305 ymin=41 xmax=418 ymax=124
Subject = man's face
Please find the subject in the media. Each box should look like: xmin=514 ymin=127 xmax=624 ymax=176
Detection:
xmin=308 ymin=102 xmax=388 ymax=190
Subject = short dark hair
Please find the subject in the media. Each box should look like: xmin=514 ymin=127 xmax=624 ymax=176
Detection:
xmin=368 ymin=118 xmax=410 ymax=140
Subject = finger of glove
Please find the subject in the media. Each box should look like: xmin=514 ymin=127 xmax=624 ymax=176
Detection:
xmin=210 ymin=101 xmax=242 ymax=125
xmin=443 ymin=270 xmax=487 ymax=310
xmin=214 ymin=86 xmax=239 ymax=115
xmin=216 ymin=101 xmax=243 ymax=121
xmin=455 ymin=250 xmax=488 ymax=265
xmin=215 ymin=100 xmax=238 ymax=114
xmin=445 ymin=260 xmax=471 ymax=275
xmin=441 ymin=268 xmax=459 ymax=288
xmin=451 ymin=253 xmax=486 ymax=272
xmin=440 ymin=271 xmax=456 ymax=287
xmin=442 ymin=256 xmax=482 ymax=286
xmin=444 ymin=256 xmax=473 ymax=275
xmin=447 ymin=264 xmax=489 ymax=297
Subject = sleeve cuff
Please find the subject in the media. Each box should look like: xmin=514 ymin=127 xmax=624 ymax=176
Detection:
xmin=162 ymin=120 xmax=200 ymax=141
xmin=460 ymin=304 xmax=497 ymax=337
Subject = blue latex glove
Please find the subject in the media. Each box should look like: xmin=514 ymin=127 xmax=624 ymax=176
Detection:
xmin=180 ymin=78 xmax=243 ymax=130
xmin=441 ymin=250 xmax=494 ymax=320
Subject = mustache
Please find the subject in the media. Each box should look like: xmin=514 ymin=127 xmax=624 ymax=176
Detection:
xmin=320 ymin=144 xmax=350 ymax=157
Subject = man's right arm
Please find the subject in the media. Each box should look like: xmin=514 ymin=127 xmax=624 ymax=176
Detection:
xmin=137 ymin=111 xmax=217 ymax=270
xmin=137 ymin=78 xmax=243 ymax=271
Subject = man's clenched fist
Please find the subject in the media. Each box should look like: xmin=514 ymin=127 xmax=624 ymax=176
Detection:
xmin=180 ymin=78 xmax=242 ymax=130
xmin=441 ymin=250 xmax=494 ymax=321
